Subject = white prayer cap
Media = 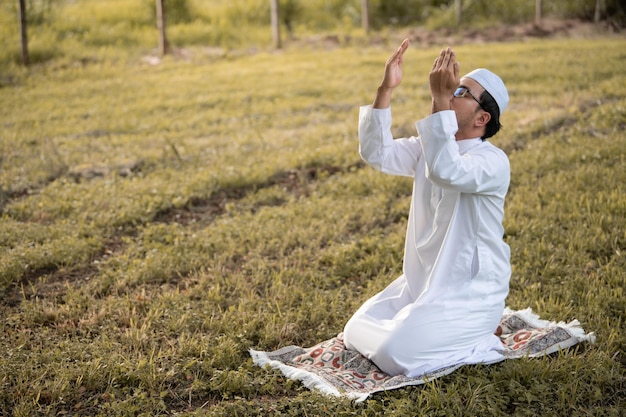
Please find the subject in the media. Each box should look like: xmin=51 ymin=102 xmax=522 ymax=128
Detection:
xmin=463 ymin=68 xmax=509 ymax=115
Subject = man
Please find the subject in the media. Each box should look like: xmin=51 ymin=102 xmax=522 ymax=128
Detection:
xmin=343 ymin=39 xmax=512 ymax=377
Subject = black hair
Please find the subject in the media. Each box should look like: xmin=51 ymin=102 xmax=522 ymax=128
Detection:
xmin=478 ymin=90 xmax=502 ymax=140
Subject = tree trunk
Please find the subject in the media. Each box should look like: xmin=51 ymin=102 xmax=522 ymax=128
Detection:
xmin=18 ymin=0 xmax=29 ymax=66
xmin=270 ymin=0 xmax=281 ymax=49
xmin=535 ymin=0 xmax=542 ymax=26
xmin=361 ymin=0 xmax=369 ymax=34
xmin=156 ymin=0 xmax=169 ymax=56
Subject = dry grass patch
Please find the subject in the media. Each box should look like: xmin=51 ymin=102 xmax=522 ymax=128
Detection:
xmin=1 ymin=37 xmax=625 ymax=416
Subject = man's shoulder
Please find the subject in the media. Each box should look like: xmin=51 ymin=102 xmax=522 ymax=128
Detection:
xmin=470 ymin=141 xmax=510 ymax=173
xmin=481 ymin=141 xmax=508 ymax=158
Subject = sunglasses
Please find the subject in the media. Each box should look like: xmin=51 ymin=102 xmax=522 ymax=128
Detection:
xmin=453 ymin=87 xmax=483 ymax=109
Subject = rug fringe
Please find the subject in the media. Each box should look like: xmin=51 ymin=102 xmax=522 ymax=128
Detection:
xmin=249 ymin=349 xmax=367 ymax=401
xmin=504 ymin=307 xmax=596 ymax=344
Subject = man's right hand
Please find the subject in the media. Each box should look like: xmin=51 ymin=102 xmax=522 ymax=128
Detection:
xmin=373 ymin=38 xmax=410 ymax=109
xmin=429 ymin=47 xmax=460 ymax=113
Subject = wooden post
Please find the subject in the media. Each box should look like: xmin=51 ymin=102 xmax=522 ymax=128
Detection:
xmin=18 ymin=0 xmax=29 ymax=66
xmin=455 ymin=0 xmax=462 ymax=27
xmin=535 ymin=0 xmax=542 ymax=26
xmin=361 ymin=0 xmax=369 ymax=34
xmin=270 ymin=0 xmax=281 ymax=49
xmin=156 ymin=0 xmax=169 ymax=56
xmin=594 ymin=0 xmax=605 ymax=23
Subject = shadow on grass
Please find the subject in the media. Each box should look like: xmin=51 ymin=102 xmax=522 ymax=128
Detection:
xmin=154 ymin=161 xmax=366 ymax=226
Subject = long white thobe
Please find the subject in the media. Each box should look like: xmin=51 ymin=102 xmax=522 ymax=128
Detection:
xmin=343 ymin=106 xmax=511 ymax=377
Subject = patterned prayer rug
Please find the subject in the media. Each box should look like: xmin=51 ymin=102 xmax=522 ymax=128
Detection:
xmin=249 ymin=307 xmax=595 ymax=402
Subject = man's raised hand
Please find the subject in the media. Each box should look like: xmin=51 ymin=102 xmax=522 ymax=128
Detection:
xmin=429 ymin=47 xmax=460 ymax=113
xmin=381 ymin=38 xmax=410 ymax=90
xmin=373 ymin=38 xmax=410 ymax=109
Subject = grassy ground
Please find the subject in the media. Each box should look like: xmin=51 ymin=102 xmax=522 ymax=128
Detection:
xmin=1 ymin=33 xmax=625 ymax=415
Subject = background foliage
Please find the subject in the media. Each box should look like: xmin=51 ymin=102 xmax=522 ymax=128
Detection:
xmin=1 ymin=0 xmax=625 ymax=68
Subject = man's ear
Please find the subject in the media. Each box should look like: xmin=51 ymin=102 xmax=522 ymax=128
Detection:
xmin=475 ymin=110 xmax=491 ymax=127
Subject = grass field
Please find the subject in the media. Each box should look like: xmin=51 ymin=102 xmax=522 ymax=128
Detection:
xmin=1 ymin=30 xmax=625 ymax=416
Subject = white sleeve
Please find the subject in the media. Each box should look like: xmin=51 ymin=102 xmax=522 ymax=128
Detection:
xmin=417 ymin=111 xmax=509 ymax=195
xmin=358 ymin=105 xmax=422 ymax=177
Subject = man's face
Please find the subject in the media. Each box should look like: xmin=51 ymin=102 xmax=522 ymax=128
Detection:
xmin=451 ymin=77 xmax=485 ymax=131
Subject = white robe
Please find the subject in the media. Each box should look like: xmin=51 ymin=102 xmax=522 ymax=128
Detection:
xmin=343 ymin=106 xmax=511 ymax=377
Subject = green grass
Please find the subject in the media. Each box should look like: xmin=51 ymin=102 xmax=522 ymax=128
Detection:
xmin=1 ymin=32 xmax=625 ymax=416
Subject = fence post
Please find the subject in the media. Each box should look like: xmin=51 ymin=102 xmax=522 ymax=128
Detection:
xmin=270 ymin=0 xmax=281 ymax=49
xmin=361 ymin=0 xmax=369 ymax=34
xmin=156 ymin=0 xmax=169 ymax=56
xmin=18 ymin=0 xmax=29 ymax=66
xmin=594 ymin=0 xmax=605 ymax=23
xmin=455 ymin=0 xmax=462 ymax=27
xmin=535 ymin=0 xmax=542 ymax=26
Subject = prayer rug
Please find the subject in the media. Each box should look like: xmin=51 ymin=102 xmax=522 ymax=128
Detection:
xmin=249 ymin=307 xmax=595 ymax=402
